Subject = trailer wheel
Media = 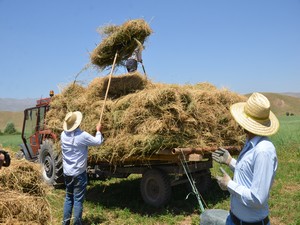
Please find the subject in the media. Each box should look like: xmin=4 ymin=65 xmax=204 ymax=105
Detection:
xmin=140 ymin=168 xmax=171 ymax=207
xmin=39 ymin=140 xmax=64 ymax=188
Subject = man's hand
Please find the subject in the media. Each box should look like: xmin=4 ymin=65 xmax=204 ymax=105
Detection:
xmin=216 ymin=167 xmax=231 ymax=191
xmin=212 ymin=148 xmax=232 ymax=165
xmin=96 ymin=123 xmax=102 ymax=133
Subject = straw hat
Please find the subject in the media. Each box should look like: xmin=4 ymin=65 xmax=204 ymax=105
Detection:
xmin=230 ymin=92 xmax=279 ymax=136
xmin=63 ymin=111 xmax=83 ymax=132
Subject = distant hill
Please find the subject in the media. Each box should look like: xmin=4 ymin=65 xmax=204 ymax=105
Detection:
xmin=281 ymin=92 xmax=300 ymax=98
xmin=0 ymin=93 xmax=299 ymax=132
xmin=0 ymin=111 xmax=23 ymax=132
xmin=0 ymin=98 xmax=36 ymax=132
xmin=245 ymin=93 xmax=300 ymax=116
xmin=0 ymin=98 xmax=37 ymax=112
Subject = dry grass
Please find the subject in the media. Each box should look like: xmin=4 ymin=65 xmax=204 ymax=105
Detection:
xmin=46 ymin=74 xmax=246 ymax=164
xmin=0 ymin=149 xmax=52 ymax=224
xmin=0 ymin=189 xmax=51 ymax=225
xmin=90 ymin=19 xmax=152 ymax=70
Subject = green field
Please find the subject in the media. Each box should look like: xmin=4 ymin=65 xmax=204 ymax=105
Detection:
xmin=1 ymin=116 xmax=299 ymax=224
xmin=0 ymin=134 xmax=22 ymax=151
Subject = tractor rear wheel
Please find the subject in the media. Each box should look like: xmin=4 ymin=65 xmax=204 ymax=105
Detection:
xmin=39 ymin=140 xmax=64 ymax=188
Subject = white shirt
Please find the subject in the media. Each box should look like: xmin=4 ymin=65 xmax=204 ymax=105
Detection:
xmin=227 ymin=136 xmax=277 ymax=222
xmin=61 ymin=128 xmax=104 ymax=176
xmin=128 ymin=47 xmax=142 ymax=62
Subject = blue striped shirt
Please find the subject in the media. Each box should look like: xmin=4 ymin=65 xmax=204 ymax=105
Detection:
xmin=61 ymin=128 xmax=104 ymax=176
xmin=227 ymin=136 xmax=277 ymax=222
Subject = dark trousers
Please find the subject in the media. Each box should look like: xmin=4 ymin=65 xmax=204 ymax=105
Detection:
xmin=62 ymin=172 xmax=87 ymax=225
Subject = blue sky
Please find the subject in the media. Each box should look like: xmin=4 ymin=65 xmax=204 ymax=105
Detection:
xmin=0 ymin=0 xmax=299 ymax=99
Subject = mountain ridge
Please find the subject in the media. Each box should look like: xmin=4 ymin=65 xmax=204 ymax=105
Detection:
xmin=1 ymin=92 xmax=299 ymax=112
xmin=0 ymin=98 xmax=37 ymax=112
xmin=0 ymin=92 xmax=299 ymax=131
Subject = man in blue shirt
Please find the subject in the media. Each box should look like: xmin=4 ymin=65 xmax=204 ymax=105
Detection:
xmin=212 ymin=92 xmax=280 ymax=225
xmin=61 ymin=111 xmax=104 ymax=225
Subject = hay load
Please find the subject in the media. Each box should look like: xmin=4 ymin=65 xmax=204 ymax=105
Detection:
xmin=47 ymin=18 xmax=245 ymax=164
xmin=46 ymin=75 xmax=246 ymax=164
xmin=90 ymin=19 xmax=152 ymax=70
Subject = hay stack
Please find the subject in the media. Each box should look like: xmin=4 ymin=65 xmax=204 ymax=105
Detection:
xmin=46 ymin=75 xmax=246 ymax=164
xmin=0 ymin=150 xmax=51 ymax=224
xmin=90 ymin=19 xmax=152 ymax=69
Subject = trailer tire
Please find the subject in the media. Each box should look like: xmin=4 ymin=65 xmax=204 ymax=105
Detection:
xmin=39 ymin=140 xmax=64 ymax=188
xmin=140 ymin=168 xmax=171 ymax=207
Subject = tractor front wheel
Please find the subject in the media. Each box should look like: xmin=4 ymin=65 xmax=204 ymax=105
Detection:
xmin=39 ymin=140 xmax=64 ymax=188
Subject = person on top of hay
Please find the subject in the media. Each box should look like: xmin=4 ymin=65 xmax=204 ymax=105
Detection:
xmin=212 ymin=92 xmax=279 ymax=225
xmin=125 ymin=43 xmax=143 ymax=73
xmin=61 ymin=111 xmax=104 ymax=225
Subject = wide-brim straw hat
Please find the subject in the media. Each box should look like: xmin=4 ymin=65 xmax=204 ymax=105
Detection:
xmin=63 ymin=111 xmax=83 ymax=132
xmin=230 ymin=92 xmax=279 ymax=136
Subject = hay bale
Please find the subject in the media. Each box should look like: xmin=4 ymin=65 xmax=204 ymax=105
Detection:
xmin=90 ymin=19 xmax=152 ymax=69
xmin=46 ymin=78 xmax=246 ymax=164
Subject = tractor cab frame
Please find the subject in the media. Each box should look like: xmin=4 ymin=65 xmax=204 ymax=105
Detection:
xmin=20 ymin=93 xmax=56 ymax=161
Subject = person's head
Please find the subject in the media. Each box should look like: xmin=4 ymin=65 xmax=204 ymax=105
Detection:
xmin=63 ymin=111 xmax=83 ymax=132
xmin=230 ymin=92 xmax=279 ymax=137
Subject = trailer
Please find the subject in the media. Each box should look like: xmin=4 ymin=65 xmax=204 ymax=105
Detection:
xmin=37 ymin=138 xmax=214 ymax=207
xmin=18 ymin=93 xmax=239 ymax=207
xmin=86 ymin=147 xmax=214 ymax=207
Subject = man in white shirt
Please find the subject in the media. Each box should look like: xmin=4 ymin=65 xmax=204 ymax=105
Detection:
xmin=61 ymin=111 xmax=104 ymax=225
xmin=212 ymin=92 xmax=280 ymax=225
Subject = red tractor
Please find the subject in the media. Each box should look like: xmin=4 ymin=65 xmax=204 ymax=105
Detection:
xmin=19 ymin=90 xmax=64 ymax=187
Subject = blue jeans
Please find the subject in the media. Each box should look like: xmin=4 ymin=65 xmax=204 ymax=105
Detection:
xmin=62 ymin=172 xmax=87 ymax=225
xmin=226 ymin=215 xmax=270 ymax=225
